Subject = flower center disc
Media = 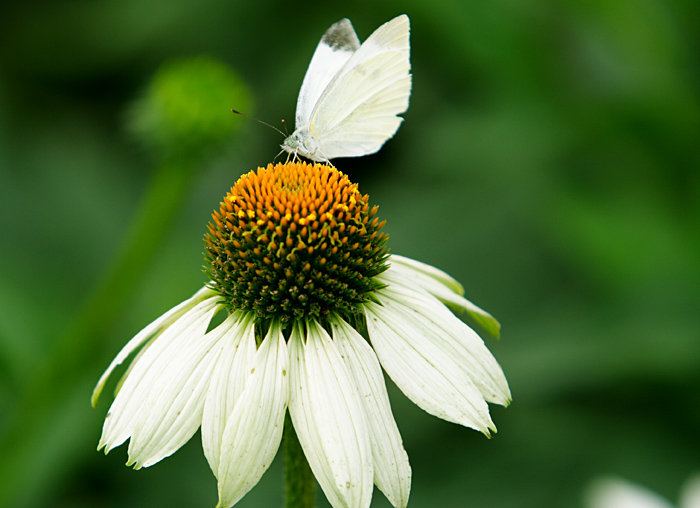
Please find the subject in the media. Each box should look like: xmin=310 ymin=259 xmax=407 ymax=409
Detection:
xmin=204 ymin=162 xmax=389 ymax=323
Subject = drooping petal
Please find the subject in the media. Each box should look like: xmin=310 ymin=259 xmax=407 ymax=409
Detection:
xmin=364 ymin=265 xmax=511 ymax=435
xmin=389 ymin=255 xmax=465 ymax=294
xmin=289 ymin=320 xmax=374 ymax=508
xmin=379 ymin=268 xmax=510 ymax=406
xmin=92 ymin=285 xmax=217 ymax=407
xmin=98 ymin=297 xmax=220 ymax=468
xmin=201 ymin=312 xmax=257 ymax=474
xmin=389 ymin=255 xmax=500 ymax=338
xmin=365 ymin=300 xmax=494 ymax=434
xmin=287 ymin=323 xmax=341 ymax=506
xmin=216 ymin=321 xmax=289 ymax=508
xmin=331 ymin=318 xmax=411 ymax=508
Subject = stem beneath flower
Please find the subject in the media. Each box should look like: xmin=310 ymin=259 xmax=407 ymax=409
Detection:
xmin=284 ymin=413 xmax=315 ymax=508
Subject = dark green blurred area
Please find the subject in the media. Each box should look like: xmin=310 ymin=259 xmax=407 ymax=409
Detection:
xmin=0 ymin=0 xmax=698 ymax=507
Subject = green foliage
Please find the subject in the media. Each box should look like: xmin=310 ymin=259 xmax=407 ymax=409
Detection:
xmin=0 ymin=0 xmax=698 ymax=507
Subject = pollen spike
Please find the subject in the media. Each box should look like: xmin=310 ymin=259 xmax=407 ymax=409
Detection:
xmin=203 ymin=161 xmax=389 ymax=322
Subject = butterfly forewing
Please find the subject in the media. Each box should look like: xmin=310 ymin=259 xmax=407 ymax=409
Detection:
xmin=295 ymin=19 xmax=361 ymax=128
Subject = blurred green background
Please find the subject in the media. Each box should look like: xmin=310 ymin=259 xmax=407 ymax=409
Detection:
xmin=1 ymin=0 xmax=698 ymax=507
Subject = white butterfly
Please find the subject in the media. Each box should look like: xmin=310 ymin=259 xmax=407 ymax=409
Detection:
xmin=281 ymin=14 xmax=411 ymax=163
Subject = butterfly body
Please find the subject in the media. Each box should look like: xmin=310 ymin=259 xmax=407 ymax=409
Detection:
xmin=281 ymin=15 xmax=411 ymax=162
xmin=283 ymin=127 xmax=322 ymax=161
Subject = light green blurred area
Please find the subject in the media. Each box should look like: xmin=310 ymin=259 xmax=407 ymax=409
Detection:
xmin=0 ymin=0 xmax=698 ymax=507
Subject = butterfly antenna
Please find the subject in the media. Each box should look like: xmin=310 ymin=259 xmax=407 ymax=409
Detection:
xmin=280 ymin=118 xmax=290 ymax=136
xmin=231 ymin=109 xmax=286 ymax=137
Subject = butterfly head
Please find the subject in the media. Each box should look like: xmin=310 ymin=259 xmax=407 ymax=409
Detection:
xmin=281 ymin=128 xmax=327 ymax=163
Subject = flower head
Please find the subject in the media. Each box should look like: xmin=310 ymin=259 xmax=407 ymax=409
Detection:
xmin=93 ymin=161 xmax=510 ymax=508
xmin=203 ymin=161 xmax=388 ymax=323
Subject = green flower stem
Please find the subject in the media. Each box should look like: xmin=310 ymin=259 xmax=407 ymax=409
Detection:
xmin=0 ymin=157 xmax=196 ymax=507
xmin=284 ymin=413 xmax=316 ymax=508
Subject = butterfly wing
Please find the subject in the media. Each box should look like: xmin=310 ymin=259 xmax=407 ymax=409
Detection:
xmin=295 ymin=19 xmax=361 ymax=129
xmin=307 ymin=14 xmax=411 ymax=160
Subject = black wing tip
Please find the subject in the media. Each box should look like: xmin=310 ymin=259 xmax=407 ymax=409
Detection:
xmin=322 ymin=19 xmax=360 ymax=52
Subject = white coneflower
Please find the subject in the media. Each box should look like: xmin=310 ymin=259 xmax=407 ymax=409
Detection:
xmin=587 ymin=476 xmax=700 ymax=508
xmin=93 ymin=161 xmax=511 ymax=508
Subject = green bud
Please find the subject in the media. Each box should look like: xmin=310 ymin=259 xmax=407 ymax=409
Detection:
xmin=128 ymin=55 xmax=252 ymax=160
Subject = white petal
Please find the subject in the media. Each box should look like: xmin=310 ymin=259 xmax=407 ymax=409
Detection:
xmin=586 ymin=478 xmax=675 ymax=508
xmin=287 ymin=324 xmax=340 ymax=506
xmin=365 ymin=282 xmax=495 ymax=435
xmin=289 ymin=321 xmax=374 ymax=508
xmin=92 ymin=285 xmax=217 ymax=407
xmin=389 ymin=255 xmax=500 ymax=338
xmin=98 ymin=297 xmax=220 ymax=467
xmin=98 ymin=297 xmax=219 ymax=452
xmin=216 ymin=321 xmax=289 ymax=508
xmin=201 ymin=312 xmax=257 ymax=474
xmin=381 ymin=268 xmax=510 ymax=406
xmin=389 ymin=255 xmax=464 ymax=294
xmin=331 ymin=318 xmax=411 ymax=508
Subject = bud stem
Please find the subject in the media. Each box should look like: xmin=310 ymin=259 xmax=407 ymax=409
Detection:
xmin=284 ymin=413 xmax=316 ymax=508
xmin=0 ymin=157 xmax=196 ymax=505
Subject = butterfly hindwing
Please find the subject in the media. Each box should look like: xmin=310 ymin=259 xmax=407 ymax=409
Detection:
xmin=310 ymin=54 xmax=411 ymax=159
xmin=308 ymin=14 xmax=411 ymax=159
